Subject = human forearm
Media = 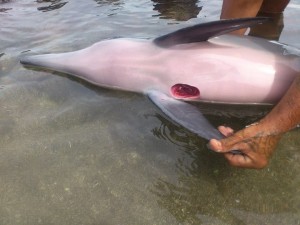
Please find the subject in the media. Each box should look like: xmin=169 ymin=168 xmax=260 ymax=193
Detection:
xmin=209 ymin=75 xmax=300 ymax=168
xmin=213 ymin=0 xmax=295 ymax=168
xmin=258 ymin=75 xmax=300 ymax=134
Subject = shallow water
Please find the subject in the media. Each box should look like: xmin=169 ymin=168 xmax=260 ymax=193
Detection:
xmin=1 ymin=0 xmax=300 ymax=224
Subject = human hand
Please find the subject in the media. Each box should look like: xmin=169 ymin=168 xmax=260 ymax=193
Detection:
xmin=208 ymin=124 xmax=282 ymax=169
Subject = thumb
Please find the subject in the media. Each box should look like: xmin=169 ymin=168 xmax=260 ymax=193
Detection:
xmin=208 ymin=136 xmax=240 ymax=153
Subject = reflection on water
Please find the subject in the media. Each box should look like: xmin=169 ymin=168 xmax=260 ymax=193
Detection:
xmin=94 ymin=0 xmax=121 ymax=6
xmin=0 ymin=0 xmax=300 ymax=224
xmin=0 ymin=0 xmax=11 ymax=12
xmin=150 ymin=113 xmax=201 ymax=148
xmin=0 ymin=8 xmax=10 ymax=12
xmin=37 ymin=0 xmax=68 ymax=12
xmin=152 ymin=0 xmax=202 ymax=21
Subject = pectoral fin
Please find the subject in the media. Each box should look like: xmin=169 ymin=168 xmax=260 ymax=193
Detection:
xmin=147 ymin=90 xmax=223 ymax=140
xmin=147 ymin=90 xmax=242 ymax=154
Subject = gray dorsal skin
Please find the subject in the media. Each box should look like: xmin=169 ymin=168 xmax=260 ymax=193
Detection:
xmin=154 ymin=17 xmax=270 ymax=47
xmin=147 ymin=90 xmax=242 ymax=154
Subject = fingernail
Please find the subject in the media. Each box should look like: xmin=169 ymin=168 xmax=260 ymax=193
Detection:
xmin=213 ymin=139 xmax=221 ymax=148
xmin=207 ymin=140 xmax=222 ymax=152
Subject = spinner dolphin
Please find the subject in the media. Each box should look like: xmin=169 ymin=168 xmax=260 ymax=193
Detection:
xmin=20 ymin=18 xmax=300 ymax=141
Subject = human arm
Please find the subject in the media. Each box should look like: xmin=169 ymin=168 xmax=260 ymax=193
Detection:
xmin=209 ymin=75 xmax=300 ymax=169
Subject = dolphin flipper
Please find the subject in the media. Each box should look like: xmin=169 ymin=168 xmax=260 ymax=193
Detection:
xmin=154 ymin=17 xmax=269 ymax=47
xmin=147 ymin=90 xmax=242 ymax=154
xmin=147 ymin=90 xmax=224 ymax=140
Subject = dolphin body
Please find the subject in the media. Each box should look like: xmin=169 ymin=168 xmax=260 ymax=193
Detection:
xmin=20 ymin=18 xmax=300 ymax=142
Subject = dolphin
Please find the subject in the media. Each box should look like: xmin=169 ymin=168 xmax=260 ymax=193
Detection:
xmin=20 ymin=18 xmax=300 ymax=143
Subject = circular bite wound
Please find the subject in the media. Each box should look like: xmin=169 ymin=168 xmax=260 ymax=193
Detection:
xmin=171 ymin=83 xmax=200 ymax=99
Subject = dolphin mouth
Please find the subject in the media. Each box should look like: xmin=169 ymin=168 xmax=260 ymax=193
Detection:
xmin=171 ymin=83 xmax=200 ymax=99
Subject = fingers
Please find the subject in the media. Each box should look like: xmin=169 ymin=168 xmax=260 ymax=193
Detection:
xmin=224 ymin=152 xmax=252 ymax=168
xmin=209 ymin=138 xmax=256 ymax=167
xmin=208 ymin=126 xmax=238 ymax=153
xmin=218 ymin=126 xmax=234 ymax=137
xmin=208 ymin=125 xmax=280 ymax=169
xmin=209 ymin=135 xmax=269 ymax=168
xmin=223 ymin=152 xmax=268 ymax=169
xmin=208 ymin=132 xmax=247 ymax=153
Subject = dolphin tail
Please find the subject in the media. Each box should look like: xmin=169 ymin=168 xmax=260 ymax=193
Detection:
xmin=154 ymin=17 xmax=270 ymax=47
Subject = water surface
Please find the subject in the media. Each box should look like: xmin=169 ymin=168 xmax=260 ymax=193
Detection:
xmin=0 ymin=0 xmax=300 ymax=224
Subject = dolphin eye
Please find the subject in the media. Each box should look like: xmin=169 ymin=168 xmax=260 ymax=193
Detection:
xmin=171 ymin=83 xmax=200 ymax=99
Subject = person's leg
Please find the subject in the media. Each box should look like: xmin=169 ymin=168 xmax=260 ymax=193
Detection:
xmin=221 ymin=0 xmax=263 ymax=34
xmin=221 ymin=0 xmax=263 ymax=18
xmin=259 ymin=0 xmax=290 ymax=13
xmin=249 ymin=0 xmax=290 ymax=40
xmin=249 ymin=12 xmax=284 ymax=40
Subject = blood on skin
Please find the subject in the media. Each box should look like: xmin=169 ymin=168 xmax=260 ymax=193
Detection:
xmin=171 ymin=83 xmax=200 ymax=99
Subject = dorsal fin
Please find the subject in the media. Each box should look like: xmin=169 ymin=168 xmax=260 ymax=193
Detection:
xmin=154 ymin=17 xmax=270 ymax=47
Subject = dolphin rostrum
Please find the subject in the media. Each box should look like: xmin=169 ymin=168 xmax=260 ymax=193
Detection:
xmin=20 ymin=18 xmax=300 ymax=142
